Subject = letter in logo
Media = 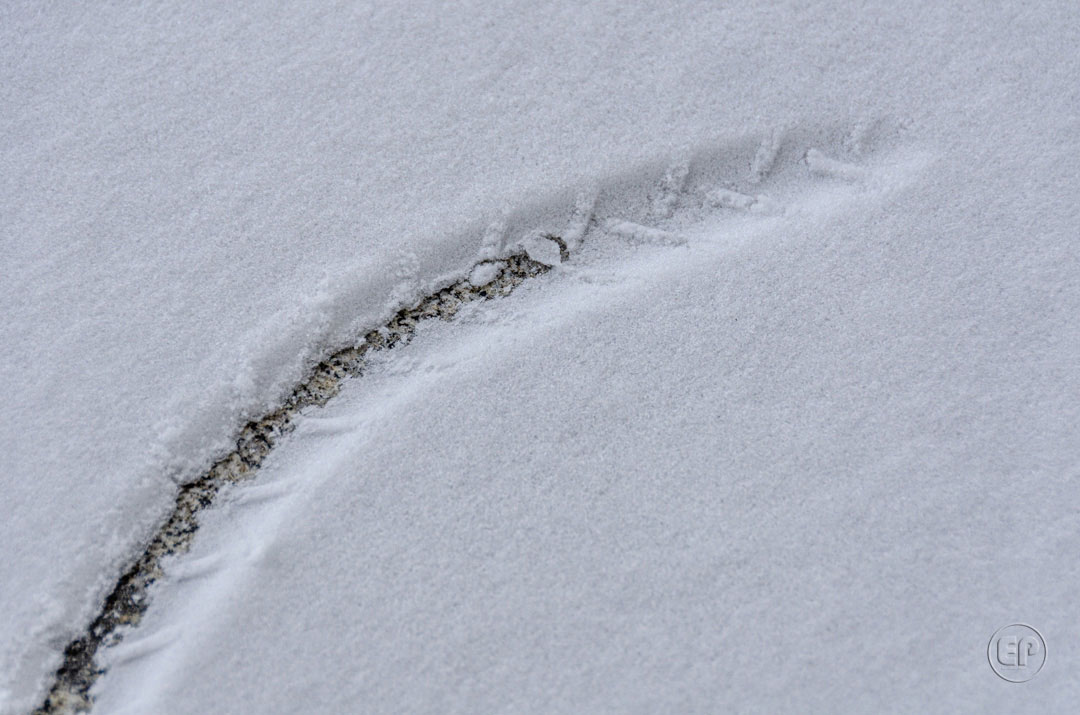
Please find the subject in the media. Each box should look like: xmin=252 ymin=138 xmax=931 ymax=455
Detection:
xmin=988 ymin=624 xmax=1046 ymax=682
xmin=996 ymin=635 xmax=1019 ymax=667
xmin=1017 ymin=635 xmax=1041 ymax=667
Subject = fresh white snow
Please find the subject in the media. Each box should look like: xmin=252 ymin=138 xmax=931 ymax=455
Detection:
xmin=2 ymin=1 xmax=1079 ymax=712
xmin=94 ymin=135 xmax=1080 ymax=712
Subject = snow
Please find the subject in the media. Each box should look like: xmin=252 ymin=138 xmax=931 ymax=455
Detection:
xmin=805 ymin=149 xmax=869 ymax=183
xmin=2 ymin=0 xmax=1080 ymax=712
xmin=518 ymin=232 xmax=563 ymax=268
xmin=92 ymin=128 xmax=1080 ymax=711
xmin=601 ymin=219 xmax=688 ymax=247
xmin=468 ymin=262 xmax=504 ymax=288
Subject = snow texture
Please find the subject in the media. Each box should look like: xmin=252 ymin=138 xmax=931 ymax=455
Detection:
xmin=93 ymin=132 xmax=1080 ymax=712
xmin=2 ymin=0 xmax=1080 ymax=712
xmin=468 ymin=263 xmax=504 ymax=288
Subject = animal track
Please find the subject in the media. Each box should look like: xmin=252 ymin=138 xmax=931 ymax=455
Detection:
xmin=581 ymin=124 xmax=893 ymax=255
xmin=477 ymin=217 xmax=508 ymax=261
xmin=651 ymin=158 xmax=691 ymax=220
xmin=705 ymin=188 xmax=780 ymax=215
xmin=34 ymin=119 xmax=902 ymax=714
xmin=805 ymin=148 xmax=867 ymax=182
xmin=750 ymin=128 xmax=784 ymax=185
xmin=387 ymin=251 xmax=421 ymax=310
xmin=166 ymin=553 xmax=225 ymax=584
xmin=602 ymin=219 xmax=687 ymax=247
xmin=562 ymin=191 xmax=596 ymax=253
xmin=32 ymin=251 xmax=554 ymax=715
xmin=104 ymin=628 xmax=179 ymax=669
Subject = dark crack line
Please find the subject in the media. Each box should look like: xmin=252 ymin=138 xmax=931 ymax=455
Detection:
xmin=34 ymin=248 xmax=560 ymax=714
xmin=32 ymin=124 xmax=888 ymax=713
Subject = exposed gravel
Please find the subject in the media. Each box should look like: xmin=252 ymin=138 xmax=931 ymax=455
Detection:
xmin=34 ymin=246 xmax=561 ymax=714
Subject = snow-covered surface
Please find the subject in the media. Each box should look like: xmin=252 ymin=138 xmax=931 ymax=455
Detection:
xmin=94 ymin=135 xmax=1080 ymax=712
xmin=3 ymin=1 xmax=1079 ymax=711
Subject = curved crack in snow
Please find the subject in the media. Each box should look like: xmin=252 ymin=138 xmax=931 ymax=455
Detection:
xmin=32 ymin=250 xmax=556 ymax=714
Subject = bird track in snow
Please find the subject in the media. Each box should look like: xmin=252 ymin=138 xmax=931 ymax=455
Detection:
xmin=34 ymin=119 xmax=901 ymax=714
